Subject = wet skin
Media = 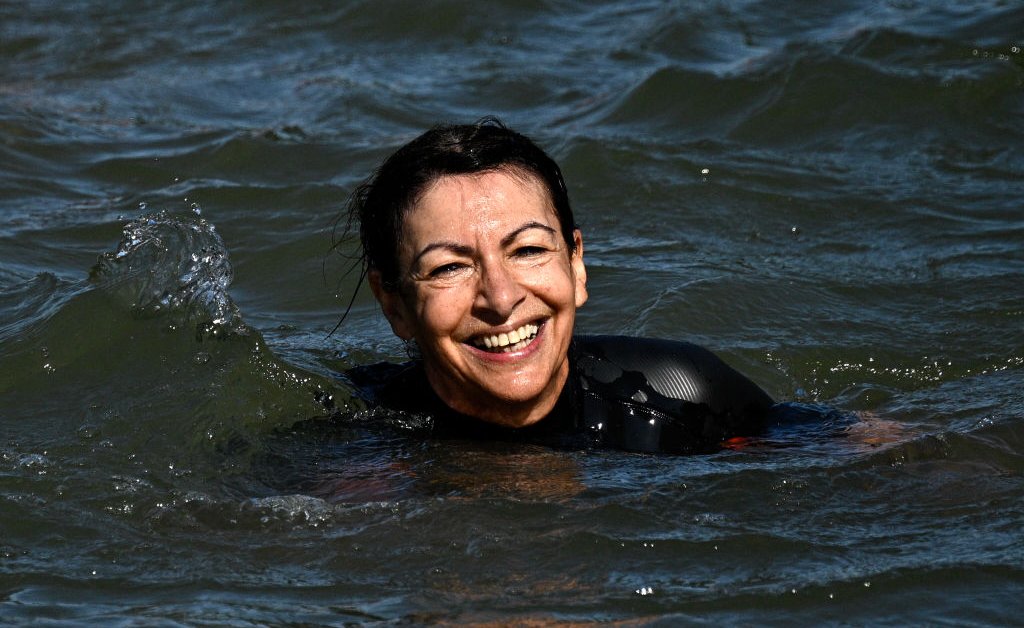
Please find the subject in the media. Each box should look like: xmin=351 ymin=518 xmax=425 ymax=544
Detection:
xmin=369 ymin=170 xmax=588 ymax=428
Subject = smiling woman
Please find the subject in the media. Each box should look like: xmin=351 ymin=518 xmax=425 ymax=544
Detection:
xmin=340 ymin=118 xmax=775 ymax=453
xmin=372 ymin=171 xmax=587 ymax=427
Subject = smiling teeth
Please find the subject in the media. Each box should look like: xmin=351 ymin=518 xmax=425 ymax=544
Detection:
xmin=473 ymin=324 xmax=540 ymax=353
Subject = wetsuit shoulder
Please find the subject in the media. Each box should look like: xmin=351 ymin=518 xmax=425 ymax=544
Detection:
xmin=575 ymin=335 xmax=774 ymax=411
xmin=347 ymin=360 xmax=434 ymax=415
xmin=574 ymin=335 xmax=773 ymax=453
xmin=344 ymin=337 xmax=774 ymax=454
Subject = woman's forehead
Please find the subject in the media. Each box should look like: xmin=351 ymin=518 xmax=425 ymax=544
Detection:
xmin=421 ymin=169 xmax=548 ymax=201
xmin=408 ymin=170 xmax=559 ymax=226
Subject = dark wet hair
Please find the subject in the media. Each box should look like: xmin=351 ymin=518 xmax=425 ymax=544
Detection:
xmin=344 ymin=117 xmax=577 ymax=292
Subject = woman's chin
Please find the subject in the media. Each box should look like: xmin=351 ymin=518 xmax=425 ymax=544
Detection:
xmin=444 ymin=364 xmax=569 ymax=427
xmin=428 ymin=320 xmax=573 ymax=426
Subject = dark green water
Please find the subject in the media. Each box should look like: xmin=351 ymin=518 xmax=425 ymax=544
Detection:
xmin=2 ymin=1 xmax=1022 ymax=624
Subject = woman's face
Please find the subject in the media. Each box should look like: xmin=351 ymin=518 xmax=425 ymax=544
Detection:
xmin=370 ymin=170 xmax=587 ymax=428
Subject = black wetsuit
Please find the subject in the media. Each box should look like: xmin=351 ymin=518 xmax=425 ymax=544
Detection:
xmin=349 ymin=335 xmax=773 ymax=454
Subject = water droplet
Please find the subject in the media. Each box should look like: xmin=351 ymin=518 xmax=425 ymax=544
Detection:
xmin=18 ymin=453 xmax=49 ymax=469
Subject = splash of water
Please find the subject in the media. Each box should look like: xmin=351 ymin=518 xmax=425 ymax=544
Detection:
xmin=90 ymin=211 xmax=245 ymax=338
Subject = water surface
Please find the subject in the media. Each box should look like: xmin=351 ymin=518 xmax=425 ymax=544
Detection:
xmin=2 ymin=0 xmax=1022 ymax=624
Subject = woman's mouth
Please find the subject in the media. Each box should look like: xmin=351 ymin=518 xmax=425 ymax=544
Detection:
xmin=470 ymin=323 xmax=540 ymax=353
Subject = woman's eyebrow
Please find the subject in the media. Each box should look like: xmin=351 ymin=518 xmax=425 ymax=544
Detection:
xmin=501 ymin=221 xmax=557 ymax=247
xmin=411 ymin=222 xmax=557 ymax=267
xmin=411 ymin=241 xmax=473 ymax=268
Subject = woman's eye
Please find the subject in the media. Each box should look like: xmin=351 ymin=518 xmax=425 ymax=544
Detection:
xmin=429 ymin=263 xmax=466 ymax=278
xmin=514 ymin=246 xmax=547 ymax=257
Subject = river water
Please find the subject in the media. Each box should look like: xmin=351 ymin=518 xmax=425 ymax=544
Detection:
xmin=2 ymin=1 xmax=1022 ymax=624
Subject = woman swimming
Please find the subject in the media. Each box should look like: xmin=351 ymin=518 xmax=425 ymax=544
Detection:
xmin=339 ymin=118 xmax=774 ymax=454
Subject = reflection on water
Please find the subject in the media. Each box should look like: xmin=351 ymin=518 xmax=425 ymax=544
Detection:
xmin=290 ymin=438 xmax=588 ymax=504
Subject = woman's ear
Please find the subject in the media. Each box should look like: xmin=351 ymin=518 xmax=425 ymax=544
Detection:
xmin=368 ymin=270 xmax=415 ymax=340
xmin=571 ymin=229 xmax=588 ymax=308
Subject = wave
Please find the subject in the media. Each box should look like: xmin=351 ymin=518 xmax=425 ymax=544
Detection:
xmin=596 ymin=26 xmax=1023 ymax=149
xmin=0 ymin=212 xmax=345 ymax=490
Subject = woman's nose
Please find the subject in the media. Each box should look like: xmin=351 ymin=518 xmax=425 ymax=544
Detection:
xmin=474 ymin=260 xmax=526 ymax=321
